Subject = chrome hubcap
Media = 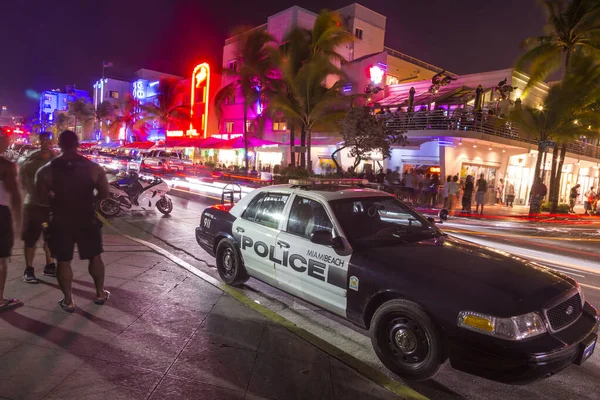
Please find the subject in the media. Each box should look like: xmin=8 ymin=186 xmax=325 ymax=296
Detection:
xmin=394 ymin=328 xmax=417 ymax=353
xmin=223 ymin=251 xmax=233 ymax=272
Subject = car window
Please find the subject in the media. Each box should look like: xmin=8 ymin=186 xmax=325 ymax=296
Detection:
xmin=287 ymin=196 xmax=333 ymax=239
xmin=242 ymin=192 xmax=289 ymax=229
xmin=330 ymin=196 xmax=440 ymax=248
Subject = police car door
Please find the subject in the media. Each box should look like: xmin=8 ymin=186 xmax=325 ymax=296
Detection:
xmin=274 ymin=195 xmax=350 ymax=317
xmin=233 ymin=192 xmax=290 ymax=286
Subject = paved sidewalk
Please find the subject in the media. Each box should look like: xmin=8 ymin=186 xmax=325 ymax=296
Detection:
xmin=0 ymin=232 xmax=401 ymax=400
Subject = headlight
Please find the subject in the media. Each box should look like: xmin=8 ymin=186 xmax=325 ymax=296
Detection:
xmin=457 ymin=311 xmax=546 ymax=341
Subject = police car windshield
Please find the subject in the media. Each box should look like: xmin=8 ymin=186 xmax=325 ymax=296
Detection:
xmin=329 ymin=196 xmax=441 ymax=248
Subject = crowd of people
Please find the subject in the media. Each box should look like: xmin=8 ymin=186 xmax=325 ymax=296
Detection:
xmin=0 ymin=129 xmax=110 ymax=312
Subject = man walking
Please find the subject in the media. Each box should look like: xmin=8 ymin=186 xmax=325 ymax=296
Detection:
xmin=36 ymin=131 xmax=110 ymax=312
xmin=569 ymin=184 xmax=580 ymax=214
xmin=19 ymin=132 xmax=56 ymax=283
xmin=584 ymin=186 xmax=596 ymax=216
xmin=0 ymin=130 xmax=23 ymax=311
xmin=475 ymin=173 xmax=487 ymax=215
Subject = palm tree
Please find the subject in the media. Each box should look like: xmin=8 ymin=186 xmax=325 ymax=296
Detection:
xmin=108 ymin=95 xmax=149 ymax=142
xmin=516 ymin=0 xmax=600 ymax=87
xmin=511 ymin=57 xmax=600 ymax=214
xmin=277 ymin=11 xmax=354 ymax=167
xmin=53 ymin=112 xmax=71 ymax=136
xmin=543 ymin=55 xmax=600 ymax=210
xmin=68 ymin=98 xmax=93 ymax=138
xmin=268 ymin=55 xmax=351 ymax=172
xmin=214 ymin=28 xmax=278 ymax=170
xmin=142 ymin=78 xmax=190 ymax=131
xmin=93 ymin=101 xmax=117 ymax=139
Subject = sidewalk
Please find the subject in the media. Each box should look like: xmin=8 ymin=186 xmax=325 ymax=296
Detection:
xmin=0 ymin=232 xmax=401 ymax=400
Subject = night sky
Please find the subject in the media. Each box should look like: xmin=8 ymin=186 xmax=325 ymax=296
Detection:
xmin=0 ymin=0 xmax=546 ymax=117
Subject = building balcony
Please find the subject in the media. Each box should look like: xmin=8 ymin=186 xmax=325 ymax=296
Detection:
xmin=378 ymin=111 xmax=600 ymax=162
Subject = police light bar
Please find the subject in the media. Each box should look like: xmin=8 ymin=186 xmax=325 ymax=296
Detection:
xmin=289 ymin=178 xmax=369 ymax=186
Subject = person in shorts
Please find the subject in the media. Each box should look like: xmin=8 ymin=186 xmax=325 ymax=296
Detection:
xmin=18 ymin=132 xmax=56 ymax=283
xmin=0 ymin=130 xmax=23 ymax=311
xmin=35 ymin=131 xmax=110 ymax=312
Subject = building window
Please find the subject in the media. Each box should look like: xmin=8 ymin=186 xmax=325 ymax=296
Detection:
xmin=246 ymin=120 xmax=256 ymax=132
xmin=355 ymin=28 xmax=363 ymax=40
xmin=62 ymin=98 xmax=67 ymax=103
xmin=227 ymin=92 xmax=235 ymax=105
xmin=225 ymin=121 xmax=234 ymax=133
xmin=110 ymin=91 xmax=119 ymax=99
xmin=44 ymin=95 xmax=52 ymax=101
xmin=273 ymin=117 xmax=287 ymax=131
xmin=63 ymin=106 xmax=67 ymax=111
xmin=386 ymin=75 xmax=399 ymax=86
xmin=227 ymin=60 xmax=238 ymax=72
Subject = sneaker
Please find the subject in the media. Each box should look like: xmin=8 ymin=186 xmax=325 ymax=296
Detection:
xmin=23 ymin=267 xmax=38 ymax=284
xmin=43 ymin=263 xmax=57 ymax=277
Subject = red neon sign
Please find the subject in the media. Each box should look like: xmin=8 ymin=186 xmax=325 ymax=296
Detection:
xmin=191 ymin=63 xmax=211 ymax=138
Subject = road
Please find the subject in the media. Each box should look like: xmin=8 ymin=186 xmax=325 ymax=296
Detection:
xmin=108 ymin=190 xmax=600 ymax=400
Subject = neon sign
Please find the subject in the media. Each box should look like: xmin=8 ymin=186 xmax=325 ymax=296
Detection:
xmin=191 ymin=63 xmax=211 ymax=138
xmin=132 ymin=80 xmax=146 ymax=99
xmin=166 ymin=130 xmax=184 ymax=137
xmin=369 ymin=66 xmax=384 ymax=85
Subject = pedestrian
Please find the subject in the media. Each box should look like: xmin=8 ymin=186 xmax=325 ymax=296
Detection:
xmin=404 ymin=169 xmax=416 ymax=204
xmin=530 ymin=178 xmax=548 ymax=216
xmin=35 ymin=131 xmax=110 ymax=312
xmin=18 ymin=132 xmax=56 ymax=283
xmin=448 ymin=175 xmax=460 ymax=212
xmin=497 ymin=178 xmax=504 ymax=205
xmin=461 ymin=175 xmax=474 ymax=215
xmin=0 ymin=130 xmax=23 ymax=311
xmin=442 ymin=175 xmax=451 ymax=209
xmin=429 ymin=173 xmax=440 ymax=207
xmin=584 ymin=186 xmax=596 ymax=216
xmin=475 ymin=173 xmax=487 ymax=215
xmin=569 ymin=184 xmax=580 ymax=214
xmin=505 ymin=181 xmax=515 ymax=207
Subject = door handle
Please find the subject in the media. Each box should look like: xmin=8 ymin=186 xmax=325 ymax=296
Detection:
xmin=277 ymin=241 xmax=290 ymax=248
xmin=236 ymin=227 xmax=245 ymax=233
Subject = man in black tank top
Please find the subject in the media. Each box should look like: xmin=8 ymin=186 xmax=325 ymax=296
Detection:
xmin=35 ymin=131 xmax=110 ymax=312
xmin=0 ymin=130 xmax=23 ymax=311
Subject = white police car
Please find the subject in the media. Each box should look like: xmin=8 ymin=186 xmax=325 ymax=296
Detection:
xmin=195 ymin=179 xmax=598 ymax=383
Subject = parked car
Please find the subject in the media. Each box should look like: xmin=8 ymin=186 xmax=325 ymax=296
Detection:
xmin=195 ymin=179 xmax=598 ymax=383
xmin=141 ymin=150 xmax=192 ymax=172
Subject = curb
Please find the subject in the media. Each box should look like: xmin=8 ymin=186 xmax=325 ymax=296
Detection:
xmin=97 ymin=214 xmax=428 ymax=400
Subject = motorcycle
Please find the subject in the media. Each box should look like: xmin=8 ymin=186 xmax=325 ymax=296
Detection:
xmin=98 ymin=172 xmax=173 ymax=217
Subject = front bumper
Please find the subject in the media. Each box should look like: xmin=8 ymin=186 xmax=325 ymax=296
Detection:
xmin=448 ymin=302 xmax=599 ymax=384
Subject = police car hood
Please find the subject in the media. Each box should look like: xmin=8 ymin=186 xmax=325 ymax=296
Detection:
xmin=358 ymin=235 xmax=575 ymax=316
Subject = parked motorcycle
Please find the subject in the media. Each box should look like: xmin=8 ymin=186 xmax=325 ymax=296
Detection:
xmin=98 ymin=172 xmax=173 ymax=217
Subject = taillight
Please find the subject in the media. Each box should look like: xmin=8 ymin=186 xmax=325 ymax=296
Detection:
xmin=211 ymin=204 xmax=233 ymax=212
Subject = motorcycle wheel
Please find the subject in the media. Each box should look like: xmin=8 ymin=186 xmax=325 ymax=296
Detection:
xmin=156 ymin=196 xmax=173 ymax=215
xmin=99 ymin=199 xmax=121 ymax=218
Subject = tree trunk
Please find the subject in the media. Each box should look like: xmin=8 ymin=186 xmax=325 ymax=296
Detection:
xmin=331 ymin=146 xmax=347 ymax=174
xmin=551 ymin=142 xmax=568 ymax=212
xmin=289 ymin=122 xmax=295 ymax=167
xmin=243 ymin=106 xmax=249 ymax=171
xmin=306 ymin=128 xmax=312 ymax=174
xmin=548 ymin=143 xmax=559 ymax=212
xmin=528 ymin=143 xmax=544 ymax=216
xmin=300 ymin=125 xmax=306 ymax=168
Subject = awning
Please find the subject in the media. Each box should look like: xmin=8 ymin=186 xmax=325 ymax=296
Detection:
xmin=123 ymin=141 xmax=155 ymax=149
xmin=212 ymin=136 xmax=281 ymax=149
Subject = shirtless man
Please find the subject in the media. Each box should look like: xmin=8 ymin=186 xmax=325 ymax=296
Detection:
xmin=36 ymin=130 xmax=110 ymax=312
xmin=0 ymin=130 xmax=23 ymax=311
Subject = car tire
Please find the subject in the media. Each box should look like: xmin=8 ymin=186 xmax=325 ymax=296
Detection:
xmin=215 ymin=238 xmax=249 ymax=287
xmin=370 ymin=299 xmax=443 ymax=381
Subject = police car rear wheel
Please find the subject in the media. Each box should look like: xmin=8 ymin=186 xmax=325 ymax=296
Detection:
xmin=216 ymin=239 xmax=248 ymax=287
xmin=370 ymin=299 xmax=442 ymax=381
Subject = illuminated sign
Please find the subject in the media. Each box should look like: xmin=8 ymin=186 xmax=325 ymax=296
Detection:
xmin=132 ymin=80 xmax=146 ymax=99
xmin=166 ymin=130 xmax=184 ymax=137
xmin=191 ymin=63 xmax=211 ymax=138
xmin=430 ymin=166 xmax=441 ymax=173
xmin=212 ymin=133 xmax=243 ymax=140
xmin=369 ymin=66 xmax=384 ymax=85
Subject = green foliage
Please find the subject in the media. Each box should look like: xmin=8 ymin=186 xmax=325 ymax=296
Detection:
xmin=273 ymin=166 xmax=310 ymax=183
xmin=108 ymin=95 xmax=150 ymax=141
xmin=541 ymin=202 xmax=570 ymax=213
xmin=337 ymin=107 xmax=392 ymax=170
xmin=516 ymin=0 xmax=600 ymax=89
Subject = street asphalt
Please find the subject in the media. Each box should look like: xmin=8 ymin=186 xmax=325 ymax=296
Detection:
xmin=105 ymin=191 xmax=600 ymax=400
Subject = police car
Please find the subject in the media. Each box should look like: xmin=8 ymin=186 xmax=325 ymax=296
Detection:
xmin=195 ymin=179 xmax=599 ymax=383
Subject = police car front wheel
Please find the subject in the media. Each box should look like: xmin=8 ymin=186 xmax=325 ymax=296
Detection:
xmin=216 ymin=238 xmax=249 ymax=287
xmin=370 ymin=299 xmax=443 ymax=381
